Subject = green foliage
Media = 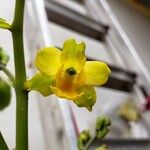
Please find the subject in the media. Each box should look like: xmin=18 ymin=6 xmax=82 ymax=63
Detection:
xmin=0 ymin=78 xmax=11 ymax=110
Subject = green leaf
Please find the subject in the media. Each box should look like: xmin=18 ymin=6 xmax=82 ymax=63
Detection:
xmin=25 ymin=72 xmax=55 ymax=96
xmin=0 ymin=131 xmax=9 ymax=150
xmin=73 ymin=86 xmax=96 ymax=111
xmin=0 ymin=18 xmax=11 ymax=30
xmin=0 ymin=78 xmax=11 ymax=111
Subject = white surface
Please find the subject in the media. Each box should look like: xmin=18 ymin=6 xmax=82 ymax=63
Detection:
xmin=48 ymin=22 xmax=114 ymax=64
xmin=106 ymin=0 xmax=150 ymax=73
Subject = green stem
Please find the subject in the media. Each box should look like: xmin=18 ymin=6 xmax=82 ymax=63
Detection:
xmin=11 ymin=0 xmax=28 ymax=150
xmin=1 ymin=67 xmax=15 ymax=84
xmin=83 ymin=135 xmax=96 ymax=150
xmin=0 ymin=131 xmax=9 ymax=150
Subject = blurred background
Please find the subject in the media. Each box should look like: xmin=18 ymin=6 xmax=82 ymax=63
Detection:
xmin=0 ymin=0 xmax=150 ymax=149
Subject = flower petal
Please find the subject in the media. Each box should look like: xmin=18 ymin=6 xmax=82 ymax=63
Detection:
xmin=61 ymin=38 xmax=86 ymax=72
xmin=84 ymin=61 xmax=111 ymax=86
xmin=24 ymin=72 xmax=55 ymax=96
xmin=73 ymin=86 xmax=96 ymax=111
xmin=35 ymin=47 xmax=61 ymax=76
xmin=51 ymin=86 xmax=82 ymax=100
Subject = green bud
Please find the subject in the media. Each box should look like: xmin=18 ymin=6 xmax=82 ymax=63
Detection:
xmin=80 ymin=130 xmax=91 ymax=143
xmin=0 ymin=18 xmax=11 ymax=30
xmin=96 ymin=128 xmax=109 ymax=139
xmin=96 ymin=116 xmax=111 ymax=131
xmin=95 ymin=116 xmax=111 ymax=139
xmin=0 ymin=47 xmax=9 ymax=66
xmin=77 ymin=130 xmax=91 ymax=150
xmin=95 ymin=144 xmax=109 ymax=150
xmin=0 ymin=78 xmax=11 ymax=110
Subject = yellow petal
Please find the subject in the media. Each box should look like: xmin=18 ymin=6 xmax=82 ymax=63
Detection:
xmin=61 ymin=38 xmax=86 ymax=72
xmin=84 ymin=61 xmax=111 ymax=86
xmin=51 ymin=86 xmax=82 ymax=100
xmin=73 ymin=86 xmax=96 ymax=111
xmin=24 ymin=72 xmax=55 ymax=96
xmin=35 ymin=47 xmax=61 ymax=76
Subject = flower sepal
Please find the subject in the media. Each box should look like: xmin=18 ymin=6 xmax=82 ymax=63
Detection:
xmin=24 ymin=73 xmax=55 ymax=96
xmin=0 ymin=18 xmax=11 ymax=30
xmin=73 ymin=86 xmax=96 ymax=111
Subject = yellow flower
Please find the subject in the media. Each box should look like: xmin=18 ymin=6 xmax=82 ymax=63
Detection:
xmin=25 ymin=38 xmax=111 ymax=111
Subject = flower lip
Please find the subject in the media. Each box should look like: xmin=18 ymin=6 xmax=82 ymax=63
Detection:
xmin=66 ymin=67 xmax=77 ymax=76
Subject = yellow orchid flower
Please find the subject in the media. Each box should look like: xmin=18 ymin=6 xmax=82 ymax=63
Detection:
xmin=25 ymin=38 xmax=111 ymax=111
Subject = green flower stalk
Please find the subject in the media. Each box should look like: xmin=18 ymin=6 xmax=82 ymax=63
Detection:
xmin=0 ymin=0 xmax=28 ymax=149
xmin=11 ymin=0 xmax=28 ymax=149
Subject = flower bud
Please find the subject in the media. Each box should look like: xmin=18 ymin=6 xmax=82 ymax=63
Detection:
xmin=77 ymin=130 xmax=91 ymax=150
xmin=96 ymin=116 xmax=111 ymax=131
xmin=95 ymin=144 xmax=109 ymax=150
xmin=96 ymin=128 xmax=109 ymax=139
xmin=0 ymin=18 xmax=11 ymax=30
xmin=79 ymin=130 xmax=91 ymax=143
xmin=0 ymin=78 xmax=11 ymax=110
xmin=0 ymin=47 xmax=9 ymax=66
xmin=95 ymin=116 xmax=111 ymax=139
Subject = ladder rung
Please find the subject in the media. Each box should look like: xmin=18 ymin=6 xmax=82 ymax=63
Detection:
xmin=45 ymin=0 xmax=109 ymax=42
